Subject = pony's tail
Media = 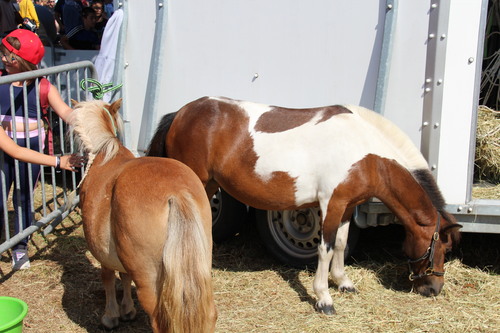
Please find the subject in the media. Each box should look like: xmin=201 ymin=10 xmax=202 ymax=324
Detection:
xmin=157 ymin=193 xmax=216 ymax=333
xmin=146 ymin=112 xmax=178 ymax=157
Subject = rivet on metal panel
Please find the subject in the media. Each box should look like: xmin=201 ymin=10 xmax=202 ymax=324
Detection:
xmin=425 ymin=78 xmax=432 ymax=83
xmin=422 ymin=121 xmax=429 ymax=127
xmin=425 ymin=87 xmax=431 ymax=92
xmin=440 ymin=34 xmax=446 ymax=39
xmin=431 ymin=3 xmax=438 ymax=9
xmin=457 ymin=206 xmax=463 ymax=212
xmin=431 ymin=164 xmax=437 ymax=170
xmin=252 ymin=73 xmax=259 ymax=82
xmin=387 ymin=4 xmax=393 ymax=10
xmin=468 ymin=57 xmax=475 ymax=64
xmin=467 ymin=207 xmax=473 ymax=213
xmin=118 ymin=2 xmax=122 ymax=7
xmin=159 ymin=2 xmax=163 ymax=8
xmin=434 ymin=122 xmax=440 ymax=128
xmin=429 ymin=33 xmax=435 ymax=39
xmin=437 ymin=79 xmax=443 ymax=85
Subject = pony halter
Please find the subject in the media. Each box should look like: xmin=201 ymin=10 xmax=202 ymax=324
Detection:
xmin=407 ymin=214 xmax=445 ymax=281
xmin=103 ymin=107 xmax=118 ymax=137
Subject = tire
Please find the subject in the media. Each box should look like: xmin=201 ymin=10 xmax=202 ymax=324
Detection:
xmin=210 ymin=189 xmax=247 ymax=243
xmin=255 ymin=208 xmax=360 ymax=268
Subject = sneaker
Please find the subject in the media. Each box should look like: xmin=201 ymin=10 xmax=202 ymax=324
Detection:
xmin=12 ymin=249 xmax=30 ymax=270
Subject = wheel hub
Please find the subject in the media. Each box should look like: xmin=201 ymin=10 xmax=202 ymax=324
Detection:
xmin=270 ymin=209 xmax=321 ymax=252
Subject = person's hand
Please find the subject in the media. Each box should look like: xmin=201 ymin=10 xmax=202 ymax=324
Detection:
xmin=59 ymin=154 xmax=85 ymax=171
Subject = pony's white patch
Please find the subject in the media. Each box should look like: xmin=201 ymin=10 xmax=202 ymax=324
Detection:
xmin=231 ymin=100 xmax=429 ymax=208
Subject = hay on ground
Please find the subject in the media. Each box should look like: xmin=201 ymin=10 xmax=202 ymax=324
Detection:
xmin=475 ymin=105 xmax=500 ymax=183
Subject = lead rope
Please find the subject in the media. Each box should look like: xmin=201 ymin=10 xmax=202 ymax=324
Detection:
xmin=80 ymin=78 xmax=123 ymax=100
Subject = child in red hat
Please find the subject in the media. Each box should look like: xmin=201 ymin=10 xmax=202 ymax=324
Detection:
xmin=0 ymin=29 xmax=81 ymax=270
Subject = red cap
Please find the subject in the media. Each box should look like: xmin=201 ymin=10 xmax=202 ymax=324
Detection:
xmin=1 ymin=30 xmax=45 ymax=65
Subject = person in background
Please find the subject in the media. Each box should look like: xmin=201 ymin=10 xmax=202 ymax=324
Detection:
xmin=45 ymin=0 xmax=55 ymax=10
xmin=0 ymin=0 xmax=23 ymax=37
xmin=35 ymin=1 xmax=58 ymax=45
xmin=53 ymin=0 xmax=65 ymax=33
xmin=61 ymin=0 xmax=82 ymax=33
xmin=39 ymin=0 xmax=60 ymax=36
xmin=91 ymin=0 xmax=106 ymax=40
xmin=103 ymin=0 xmax=112 ymax=18
xmin=0 ymin=29 xmax=83 ymax=270
xmin=60 ymin=6 xmax=99 ymax=50
xmin=17 ymin=0 xmax=40 ymax=31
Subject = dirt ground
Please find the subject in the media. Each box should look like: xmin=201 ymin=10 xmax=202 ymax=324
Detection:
xmin=1 ymin=210 xmax=499 ymax=333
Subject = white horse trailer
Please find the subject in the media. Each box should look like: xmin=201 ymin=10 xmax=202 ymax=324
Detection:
xmin=45 ymin=0 xmax=498 ymax=264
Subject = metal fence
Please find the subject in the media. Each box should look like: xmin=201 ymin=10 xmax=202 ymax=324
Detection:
xmin=0 ymin=61 xmax=97 ymax=254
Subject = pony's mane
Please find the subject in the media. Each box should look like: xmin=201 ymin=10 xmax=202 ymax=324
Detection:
xmin=411 ymin=169 xmax=446 ymax=211
xmin=146 ymin=111 xmax=178 ymax=157
xmin=413 ymin=169 xmax=461 ymax=243
xmin=70 ymin=100 xmax=123 ymax=163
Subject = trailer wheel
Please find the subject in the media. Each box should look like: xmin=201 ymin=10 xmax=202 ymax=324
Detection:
xmin=211 ymin=189 xmax=247 ymax=243
xmin=255 ymin=208 xmax=359 ymax=268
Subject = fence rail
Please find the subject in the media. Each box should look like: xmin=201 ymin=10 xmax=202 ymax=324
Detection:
xmin=0 ymin=61 xmax=97 ymax=254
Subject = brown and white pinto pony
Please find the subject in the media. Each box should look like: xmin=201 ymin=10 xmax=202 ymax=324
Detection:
xmin=147 ymin=96 xmax=462 ymax=315
xmin=70 ymin=99 xmax=217 ymax=332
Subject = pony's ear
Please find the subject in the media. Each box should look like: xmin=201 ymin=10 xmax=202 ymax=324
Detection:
xmin=71 ymin=99 xmax=79 ymax=107
xmin=109 ymin=98 xmax=123 ymax=115
xmin=440 ymin=223 xmax=462 ymax=249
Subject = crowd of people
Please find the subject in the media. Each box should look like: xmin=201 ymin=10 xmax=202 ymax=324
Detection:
xmin=1 ymin=0 xmax=114 ymax=50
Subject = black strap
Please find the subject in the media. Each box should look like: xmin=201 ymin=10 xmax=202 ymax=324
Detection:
xmin=408 ymin=214 xmax=445 ymax=280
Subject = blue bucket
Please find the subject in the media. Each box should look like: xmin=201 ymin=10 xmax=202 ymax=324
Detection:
xmin=0 ymin=297 xmax=28 ymax=333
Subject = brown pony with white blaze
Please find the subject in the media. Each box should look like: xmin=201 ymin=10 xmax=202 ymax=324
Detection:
xmin=70 ymin=99 xmax=217 ymax=332
xmin=147 ymin=96 xmax=462 ymax=315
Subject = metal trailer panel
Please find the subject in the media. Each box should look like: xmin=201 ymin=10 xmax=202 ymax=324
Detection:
xmin=433 ymin=0 xmax=486 ymax=204
xmin=121 ymin=0 xmax=157 ymax=155
xmin=379 ymin=0 xmax=430 ymax=148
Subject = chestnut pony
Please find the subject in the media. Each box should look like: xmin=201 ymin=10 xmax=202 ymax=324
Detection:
xmin=70 ymin=99 xmax=217 ymax=332
xmin=148 ymin=96 xmax=462 ymax=315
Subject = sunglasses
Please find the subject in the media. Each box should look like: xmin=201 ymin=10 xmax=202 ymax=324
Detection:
xmin=1 ymin=52 xmax=17 ymax=64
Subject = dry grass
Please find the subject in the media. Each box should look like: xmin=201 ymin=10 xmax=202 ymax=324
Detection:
xmin=475 ymin=105 xmax=500 ymax=183
xmin=473 ymin=183 xmax=500 ymax=199
xmin=1 ymin=218 xmax=499 ymax=333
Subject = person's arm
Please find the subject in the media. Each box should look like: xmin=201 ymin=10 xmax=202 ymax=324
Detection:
xmin=47 ymin=83 xmax=73 ymax=123
xmin=28 ymin=1 xmax=40 ymax=28
xmin=0 ymin=126 xmax=82 ymax=171
xmin=59 ymin=35 xmax=75 ymax=50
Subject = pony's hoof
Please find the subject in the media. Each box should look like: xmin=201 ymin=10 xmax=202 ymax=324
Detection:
xmin=339 ymin=285 xmax=357 ymax=293
xmin=120 ymin=307 xmax=137 ymax=322
xmin=315 ymin=302 xmax=336 ymax=315
xmin=101 ymin=316 xmax=120 ymax=330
